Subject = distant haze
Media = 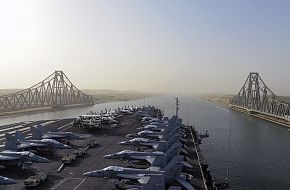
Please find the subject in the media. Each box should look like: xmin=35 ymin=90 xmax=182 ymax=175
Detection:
xmin=0 ymin=1 xmax=289 ymax=95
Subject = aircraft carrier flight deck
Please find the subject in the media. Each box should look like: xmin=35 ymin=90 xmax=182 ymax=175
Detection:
xmin=0 ymin=106 xmax=223 ymax=190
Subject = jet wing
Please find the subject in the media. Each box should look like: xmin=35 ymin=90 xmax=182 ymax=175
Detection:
xmin=156 ymin=135 xmax=163 ymax=139
xmin=175 ymin=176 xmax=195 ymax=190
xmin=117 ymin=173 xmax=144 ymax=181
xmin=18 ymin=143 xmax=46 ymax=149
xmin=145 ymin=157 xmax=154 ymax=164
xmin=117 ymin=173 xmax=160 ymax=184
xmin=179 ymin=161 xmax=193 ymax=168
xmin=152 ymin=144 xmax=159 ymax=149
xmin=147 ymin=166 xmax=160 ymax=171
xmin=145 ymin=156 xmax=165 ymax=165
xmin=137 ymin=176 xmax=151 ymax=184
xmin=180 ymin=137 xmax=188 ymax=143
xmin=139 ymin=175 xmax=165 ymax=190
xmin=42 ymin=134 xmax=64 ymax=139
xmin=131 ymin=156 xmax=147 ymax=160
xmin=117 ymin=175 xmax=157 ymax=185
xmin=181 ymin=148 xmax=189 ymax=155
xmin=0 ymin=155 xmax=19 ymax=161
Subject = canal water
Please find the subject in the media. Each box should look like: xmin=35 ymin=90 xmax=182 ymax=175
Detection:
xmin=0 ymin=95 xmax=289 ymax=190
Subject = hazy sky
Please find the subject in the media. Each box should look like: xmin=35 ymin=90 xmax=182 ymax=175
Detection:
xmin=0 ymin=1 xmax=289 ymax=95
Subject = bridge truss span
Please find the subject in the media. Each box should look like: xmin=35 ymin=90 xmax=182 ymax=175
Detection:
xmin=0 ymin=71 xmax=94 ymax=113
xmin=230 ymin=72 xmax=290 ymax=120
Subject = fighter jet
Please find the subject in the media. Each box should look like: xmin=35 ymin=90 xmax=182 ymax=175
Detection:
xmin=123 ymin=157 xmax=192 ymax=190
xmin=126 ymin=130 xmax=163 ymax=139
xmin=105 ymin=142 xmax=187 ymax=169
xmin=140 ymin=116 xmax=152 ymax=124
xmin=149 ymin=121 xmax=167 ymax=126
xmin=120 ymin=133 xmax=187 ymax=152
xmin=141 ymin=117 xmax=168 ymax=125
xmin=74 ymin=115 xmax=102 ymax=128
xmin=32 ymin=125 xmax=90 ymax=140
xmin=100 ymin=114 xmax=118 ymax=125
xmin=137 ymin=124 xmax=165 ymax=132
xmin=83 ymin=155 xmax=194 ymax=190
xmin=104 ymin=150 xmax=166 ymax=168
xmin=113 ymin=174 xmax=165 ymax=190
xmin=119 ymin=138 xmax=167 ymax=150
xmin=0 ymin=150 xmax=49 ymax=168
xmin=126 ymin=127 xmax=186 ymax=140
xmin=84 ymin=165 xmax=164 ymax=179
xmin=0 ymin=176 xmax=17 ymax=185
xmin=137 ymin=122 xmax=186 ymax=133
xmin=103 ymin=150 xmax=165 ymax=160
xmin=7 ymin=131 xmax=72 ymax=151
xmin=138 ymin=117 xmax=185 ymax=133
xmin=120 ymin=108 xmax=133 ymax=114
xmin=129 ymin=143 xmax=188 ymax=170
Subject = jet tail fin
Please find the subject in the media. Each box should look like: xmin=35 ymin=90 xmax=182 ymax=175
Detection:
xmin=36 ymin=124 xmax=46 ymax=133
xmin=138 ymin=175 xmax=165 ymax=190
xmin=149 ymin=156 xmax=166 ymax=168
xmin=166 ymin=135 xmax=178 ymax=148
xmin=175 ymin=175 xmax=195 ymax=190
xmin=164 ymin=155 xmax=184 ymax=176
xmin=155 ymin=142 xmax=167 ymax=152
xmin=165 ymin=142 xmax=182 ymax=163
xmin=4 ymin=133 xmax=18 ymax=151
xmin=15 ymin=131 xmax=25 ymax=141
xmin=31 ymin=127 xmax=43 ymax=140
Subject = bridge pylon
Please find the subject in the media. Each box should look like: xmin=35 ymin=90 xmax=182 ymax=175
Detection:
xmin=0 ymin=71 xmax=94 ymax=113
xmin=230 ymin=72 xmax=290 ymax=120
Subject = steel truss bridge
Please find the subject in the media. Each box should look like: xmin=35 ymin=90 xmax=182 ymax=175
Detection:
xmin=0 ymin=71 xmax=94 ymax=113
xmin=230 ymin=72 xmax=290 ymax=121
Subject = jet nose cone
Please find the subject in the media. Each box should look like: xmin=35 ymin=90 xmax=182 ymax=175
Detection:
xmin=35 ymin=156 xmax=50 ymax=163
xmin=83 ymin=171 xmax=100 ymax=177
xmin=64 ymin=144 xmax=72 ymax=149
xmin=58 ymin=143 xmax=72 ymax=149
xmin=103 ymin=154 xmax=111 ymax=159
xmin=41 ymin=157 xmax=50 ymax=163
xmin=83 ymin=171 xmax=92 ymax=177
xmin=3 ymin=177 xmax=17 ymax=185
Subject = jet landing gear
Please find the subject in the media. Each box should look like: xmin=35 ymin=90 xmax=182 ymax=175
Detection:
xmin=113 ymin=179 xmax=121 ymax=189
xmin=19 ymin=162 xmax=32 ymax=170
xmin=113 ymin=179 xmax=130 ymax=189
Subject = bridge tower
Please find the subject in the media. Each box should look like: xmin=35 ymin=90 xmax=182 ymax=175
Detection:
xmin=230 ymin=72 xmax=290 ymax=119
xmin=0 ymin=71 xmax=94 ymax=113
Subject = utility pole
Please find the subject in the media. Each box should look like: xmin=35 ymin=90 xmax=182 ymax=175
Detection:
xmin=175 ymin=98 xmax=179 ymax=116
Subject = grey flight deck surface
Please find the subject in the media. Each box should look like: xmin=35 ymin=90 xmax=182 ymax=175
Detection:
xmin=0 ymin=113 xmax=208 ymax=190
xmin=0 ymin=115 xmax=141 ymax=190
